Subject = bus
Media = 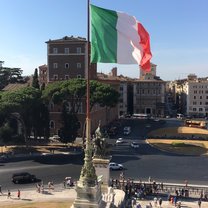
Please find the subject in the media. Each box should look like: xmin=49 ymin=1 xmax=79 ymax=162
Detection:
xmin=185 ymin=119 xmax=207 ymax=129
xmin=132 ymin=114 xmax=149 ymax=119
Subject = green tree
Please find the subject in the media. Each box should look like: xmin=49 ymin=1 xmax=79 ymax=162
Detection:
xmin=59 ymin=102 xmax=80 ymax=143
xmin=42 ymin=79 xmax=119 ymax=142
xmin=0 ymin=87 xmax=49 ymax=143
xmin=0 ymin=62 xmax=24 ymax=90
xmin=32 ymin=68 xmax=40 ymax=89
xmin=42 ymin=79 xmax=119 ymax=112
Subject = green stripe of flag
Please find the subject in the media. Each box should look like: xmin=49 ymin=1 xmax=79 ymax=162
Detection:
xmin=90 ymin=4 xmax=118 ymax=63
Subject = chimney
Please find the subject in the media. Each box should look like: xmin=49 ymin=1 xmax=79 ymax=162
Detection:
xmin=111 ymin=67 xmax=117 ymax=77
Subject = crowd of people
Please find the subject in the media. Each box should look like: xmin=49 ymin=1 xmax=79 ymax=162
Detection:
xmin=110 ymin=175 xmax=206 ymax=208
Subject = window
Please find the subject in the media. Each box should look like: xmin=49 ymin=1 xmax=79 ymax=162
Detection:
xmin=194 ymin=96 xmax=196 ymax=99
xmin=77 ymin=63 xmax=81 ymax=68
xmin=193 ymin=108 xmax=196 ymax=111
xmin=200 ymin=96 xmax=202 ymax=99
xmin=193 ymin=101 xmax=197 ymax=105
xmin=199 ymin=108 xmax=203 ymax=111
xmin=53 ymin=75 xmax=58 ymax=80
xmin=53 ymin=48 xmax=58 ymax=54
xmin=76 ymin=102 xmax=83 ymax=114
xmin=53 ymin=63 xmax=58 ymax=69
xmin=50 ymin=121 xmax=55 ymax=129
xmin=200 ymin=102 xmax=202 ymax=105
xmin=65 ymin=63 xmax=69 ymax=69
xmin=50 ymin=102 xmax=54 ymax=110
xmin=65 ymin=48 xmax=69 ymax=54
xmin=77 ymin=47 xmax=81 ymax=53
xmin=65 ymin=75 xmax=69 ymax=80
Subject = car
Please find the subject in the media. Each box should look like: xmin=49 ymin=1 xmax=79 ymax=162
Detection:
xmin=0 ymin=155 xmax=6 ymax=162
xmin=12 ymin=172 xmax=37 ymax=184
xmin=52 ymin=135 xmax=60 ymax=139
xmin=109 ymin=162 xmax=123 ymax=170
xmin=131 ymin=142 xmax=140 ymax=148
xmin=116 ymin=138 xmax=124 ymax=144
xmin=64 ymin=177 xmax=75 ymax=187
xmin=123 ymin=126 xmax=131 ymax=135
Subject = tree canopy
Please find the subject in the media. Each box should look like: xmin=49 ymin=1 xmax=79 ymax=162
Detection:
xmin=42 ymin=78 xmax=119 ymax=143
xmin=0 ymin=87 xmax=49 ymax=143
xmin=42 ymin=79 xmax=119 ymax=112
xmin=32 ymin=68 xmax=40 ymax=89
xmin=0 ymin=62 xmax=24 ymax=90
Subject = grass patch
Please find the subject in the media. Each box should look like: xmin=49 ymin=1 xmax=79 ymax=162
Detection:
xmin=147 ymin=139 xmax=208 ymax=155
xmin=148 ymin=127 xmax=208 ymax=139
xmin=171 ymin=141 xmax=188 ymax=147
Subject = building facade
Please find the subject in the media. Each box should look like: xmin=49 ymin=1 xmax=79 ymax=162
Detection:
xmin=133 ymin=79 xmax=166 ymax=116
xmin=187 ymin=79 xmax=208 ymax=117
xmin=44 ymin=36 xmax=118 ymax=136
xmin=45 ymin=36 xmax=97 ymax=82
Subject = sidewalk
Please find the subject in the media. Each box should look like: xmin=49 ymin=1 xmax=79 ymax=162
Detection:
xmin=135 ymin=198 xmax=208 ymax=208
xmin=0 ymin=187 xmax=76 ymax=207
xmin=0 ymin=188 xmax=208 ymax=208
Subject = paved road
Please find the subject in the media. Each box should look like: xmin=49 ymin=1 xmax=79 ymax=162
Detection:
xmin=0 ymin=118 xmax=208 ymax=192
xmin=109 ymin=118 xmax=208 ymax=185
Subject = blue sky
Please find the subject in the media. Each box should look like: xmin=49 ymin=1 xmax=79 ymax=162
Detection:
xmin=0 ymin=0 xmax=208 ymax=81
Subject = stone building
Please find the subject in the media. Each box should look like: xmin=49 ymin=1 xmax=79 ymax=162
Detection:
xmin=44 ymin=36 xmax=118 ymax=136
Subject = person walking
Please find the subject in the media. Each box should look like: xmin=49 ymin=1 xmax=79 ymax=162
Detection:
xmin=158 ymin=197 xmax=162 ymax=208
xmin=0 ymin=185 xmax=3 ymax=195
xmin=198 ymin=198 xmax=202 ymax=208
xmin=7 ymin=190 xmax=11 ymax=199
xmin=17 ymin=189 xmax=20 ymax=199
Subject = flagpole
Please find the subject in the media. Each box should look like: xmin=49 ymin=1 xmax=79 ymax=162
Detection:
xmin=86 ymin=0 xmax=90 ymax=141
xmin=77 ymin=0 xmax=97 ymax=187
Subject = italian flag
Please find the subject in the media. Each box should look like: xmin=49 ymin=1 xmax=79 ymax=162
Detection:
xmin=90 ymin=5 xmax=152 ymax=72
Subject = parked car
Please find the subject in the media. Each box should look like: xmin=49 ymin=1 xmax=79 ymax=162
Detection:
xmin=12 ymin=172 xmax=37 ymax=184
xmin=0 ymin=155 xmax=7 ymax=162
xmin=131 ymin=142 xmax=140 ymax=148
xmin=109 ymin=162 xmax=123 ymax=170
xmin=116 ymin=138 xmax=124 ymax=144
xmin=123 ymin=126 xmax=131 ymax=135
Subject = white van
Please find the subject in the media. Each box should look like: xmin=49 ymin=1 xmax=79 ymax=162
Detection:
xmin=177 ymin=114 xmax=184 ymax=119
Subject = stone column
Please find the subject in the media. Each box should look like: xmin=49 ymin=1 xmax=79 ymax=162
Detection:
xmin=93 ymin=157 xmax=111 ymax=193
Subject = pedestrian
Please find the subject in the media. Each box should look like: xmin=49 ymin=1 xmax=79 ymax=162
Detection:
xmin=7 ymin=190 xmax=11 ymax=199
xmin=160 ymin=182 xmax=163 ymax=191
xmin=63 ymin=180 xmax=66 ymax=188
xmin=36 ymin=183 xmax=39 ymax=193
xmin=17 ymin=189 xmax=20 ymax=199
xmin=153 ymin=197 xmax=157 ymax=207
xmin=174 ymin=196 xmax=178 ymax=207
xmin=198 ymin=198 xmax=202 ymax=208
xmin=136 ymin=203 xmax=141 ymax=208
xmin=0 ymin=185 xmax=3 ymax=195
xmin=48 ymin=181 xmax=51 ymax=191
xmin=158 ymin=197 xmax=162 ymax=208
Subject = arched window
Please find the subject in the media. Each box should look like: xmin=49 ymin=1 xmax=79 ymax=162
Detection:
xmin=50 ymin=120 xmax=55 ymax=129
